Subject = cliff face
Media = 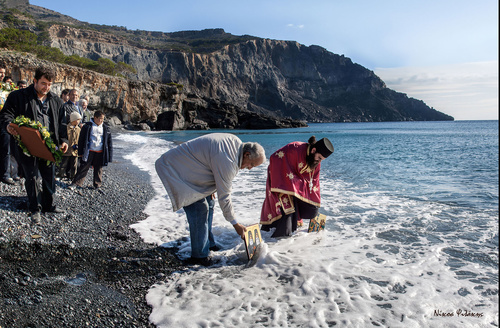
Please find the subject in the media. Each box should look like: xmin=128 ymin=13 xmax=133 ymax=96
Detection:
xmin=1 ymin=51 xmax=304 ymax=130
xmin=1 ymin=2 xmax=454 ymax=130
xmin=46 ymin=25 xmax=453 ymax=123
xmin=0 ymin=51 xmax=187 ymax=129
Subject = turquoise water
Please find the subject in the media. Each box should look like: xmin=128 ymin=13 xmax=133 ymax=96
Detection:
xmin=152 ymin=120 xmax=498 ymax=213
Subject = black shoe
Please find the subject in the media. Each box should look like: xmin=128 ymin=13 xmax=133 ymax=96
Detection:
xmin=16 ymin=201 xmax=29 ymax=210
xmin=42 ymin=206 xmax=65 ymax=214
xmin=30 ymin=212 xmax=41 ymax=224
xmin=1 ymin=177 xmax=15 ymax=185
xmin=186 ymin=257 xmax=215 ymax=267
xmin=209 ymin=245 xmax=221 ymax=251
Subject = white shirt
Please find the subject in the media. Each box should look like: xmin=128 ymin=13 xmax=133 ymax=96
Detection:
xmin=89 ymin=121 xmax=104 ymax=151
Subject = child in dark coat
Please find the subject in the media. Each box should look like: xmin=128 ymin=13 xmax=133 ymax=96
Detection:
xmin=68 ymin=111 xmax=112 ymax=189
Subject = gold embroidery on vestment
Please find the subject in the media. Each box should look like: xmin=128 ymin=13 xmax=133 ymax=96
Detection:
xmin=299 ymin=164 xmax=311 ymax=175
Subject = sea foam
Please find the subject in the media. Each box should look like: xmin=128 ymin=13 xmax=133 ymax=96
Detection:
xmin=114 ymin=129 xmax=498 ymax=328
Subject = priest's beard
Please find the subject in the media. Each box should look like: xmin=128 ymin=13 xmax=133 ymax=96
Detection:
xmin=306 ymin=152 xmax=319 ymax=169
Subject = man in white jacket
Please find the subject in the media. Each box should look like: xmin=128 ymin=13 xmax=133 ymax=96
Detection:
xmin=155 ymin=133 xmax=265 ymax=266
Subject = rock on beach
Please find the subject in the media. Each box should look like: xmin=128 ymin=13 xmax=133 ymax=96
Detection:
xmin=0 ymin=130 xmax=184 ymax=328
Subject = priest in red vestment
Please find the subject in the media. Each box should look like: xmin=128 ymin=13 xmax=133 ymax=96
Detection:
xmin=260 ymin=136 xmax=334 ymax=237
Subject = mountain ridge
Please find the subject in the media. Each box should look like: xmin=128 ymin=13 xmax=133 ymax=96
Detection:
xmin=0 ymin=1 xmax=454 ymax=130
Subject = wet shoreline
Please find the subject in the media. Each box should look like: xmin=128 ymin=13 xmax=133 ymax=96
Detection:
xmin=0 ymin=138 xmax=184 ymax=328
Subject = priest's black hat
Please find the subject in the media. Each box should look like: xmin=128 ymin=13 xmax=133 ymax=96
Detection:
xmin=314 ymin=138 xmax=334 ymax=158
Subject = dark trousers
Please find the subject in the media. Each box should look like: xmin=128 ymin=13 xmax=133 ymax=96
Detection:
xmin=0 ymin=130 xmax=11 ymax=179
xmin=18 ymin=149 xmax=56 ymax=213
xmin=58 ymin=155 xmax=78 ymax=180
xmin=10 ymin=136 xmax=22 ymax=179
xmin=72 ymin=151 xmax=103 ymax=188
xmin=262 ymin=196 xmax=319 ymax=238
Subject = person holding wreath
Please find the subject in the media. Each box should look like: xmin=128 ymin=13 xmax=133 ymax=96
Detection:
xmin=0 ymin=67 xmax=68 ymax=223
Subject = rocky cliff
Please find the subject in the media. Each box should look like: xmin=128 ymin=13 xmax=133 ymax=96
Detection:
xmin=47 ymin=25 xmax=454 ymax=123
xmin=0 ymin=51 xmax=303 ymax=130
xmin=0 ymin=51 xmax=179 ymax=129
xmin=1 ymin=1 xmax=454 ymax=130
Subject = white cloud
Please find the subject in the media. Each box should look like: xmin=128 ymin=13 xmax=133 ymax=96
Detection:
xmin=375 ymin=61 xmax=498 ymax=120
xmin=286 ymin=23 xmax=305 ymax=29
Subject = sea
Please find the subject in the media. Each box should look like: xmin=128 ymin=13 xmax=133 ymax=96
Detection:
xmin=113 ymin=120 xmax=498 ymax=328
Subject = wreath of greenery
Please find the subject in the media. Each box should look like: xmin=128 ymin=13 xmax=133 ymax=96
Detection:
xmin=0 ymin=82 xmax=18 ymax=110
xmin=12 ymin=115 xmax=63 ymax=165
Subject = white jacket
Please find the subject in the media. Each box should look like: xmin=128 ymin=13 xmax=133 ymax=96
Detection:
xmin=155 ymin=133 xmax=243 ymax=222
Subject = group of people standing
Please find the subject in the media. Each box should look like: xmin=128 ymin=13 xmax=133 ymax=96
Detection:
xmin=57 ymin=87 xmax=111 ymax=189
xmin=0 ymin=66 xmax=113 ymax=224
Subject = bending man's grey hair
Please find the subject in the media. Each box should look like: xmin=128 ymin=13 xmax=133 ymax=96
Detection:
xmin=242 ymin=142 xmax=266 ymax=160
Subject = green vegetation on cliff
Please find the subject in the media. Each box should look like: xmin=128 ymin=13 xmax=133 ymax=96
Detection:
xmin=0 ymin=10 xmax=136 ymax=77
xmin=0 ymin=6 xmax=254 ymax=76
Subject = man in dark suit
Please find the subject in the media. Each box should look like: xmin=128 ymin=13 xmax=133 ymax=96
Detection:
xmin=63 ymin=88 xmax=83 ymax=123
xmin=0 ymin=67 xmax=69 ymax=223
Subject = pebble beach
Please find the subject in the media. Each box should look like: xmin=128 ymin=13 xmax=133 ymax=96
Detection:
xmin=0 ymin=131 xmax=184 ymax=328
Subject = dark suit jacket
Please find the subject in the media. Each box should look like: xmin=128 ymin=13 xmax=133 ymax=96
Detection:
xmin=63 ymin=101 xmax=82 ymax=123
xmin=0 ymin=84 xmax=68 ymax=145
xmin=78 ymin=121 xmax=113 ymax=166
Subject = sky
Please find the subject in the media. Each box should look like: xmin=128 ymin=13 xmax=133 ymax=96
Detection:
xmin=30 ymin=0 xmax=498 ymax=120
